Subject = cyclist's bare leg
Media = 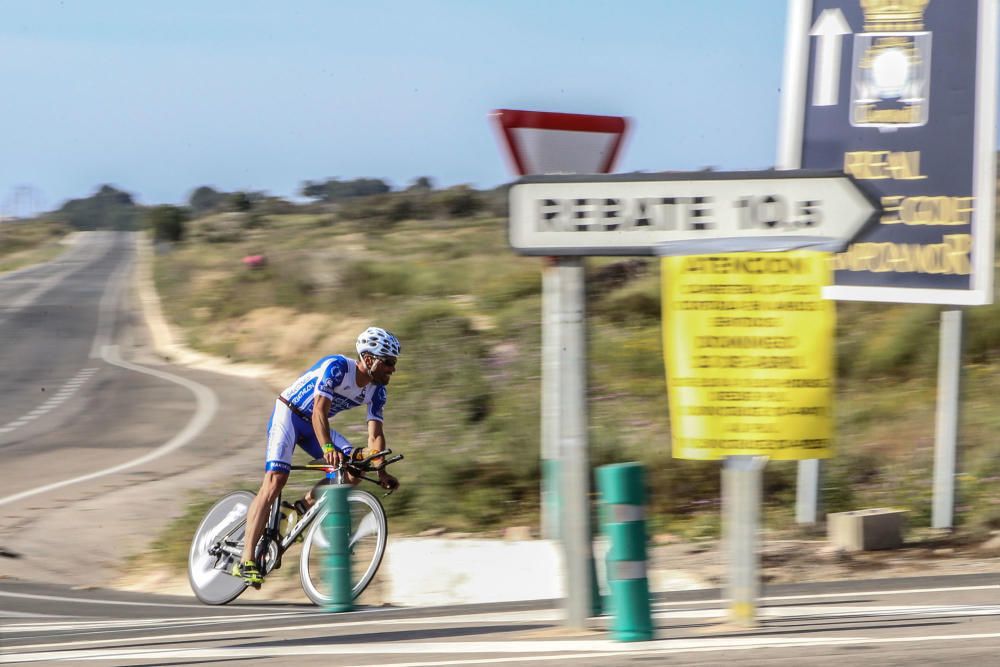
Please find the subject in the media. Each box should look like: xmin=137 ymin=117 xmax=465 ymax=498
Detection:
xmin=242 ymin=471 xmax=288 ymax=564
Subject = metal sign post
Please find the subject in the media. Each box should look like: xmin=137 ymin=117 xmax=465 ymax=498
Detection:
xmin=661 ymin=249 xmax=836 ymax=625
xmin=508 ymin=167 xmax=872 ymax=628
xmin=556 ymin=256 xmax=595 ymax=628
xmin=540 ymin=258 xmax=562 ymax=540
xmin=933 ymin=308 xmax=964 ymax=528
xmin=778 ymin=0 xmax=998 ymax=527
xmin=723 ymin=456 xmax=766 ymax=626
xmin=492 ymin=108 xmax=628 ymax=628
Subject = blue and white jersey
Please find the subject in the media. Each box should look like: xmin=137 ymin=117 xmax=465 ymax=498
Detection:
xmin=279 ymin=355 xmax=386 ymax=422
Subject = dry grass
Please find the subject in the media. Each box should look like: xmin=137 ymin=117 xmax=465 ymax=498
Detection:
xmin=151 ymin=203 xmax=1000 ymax=538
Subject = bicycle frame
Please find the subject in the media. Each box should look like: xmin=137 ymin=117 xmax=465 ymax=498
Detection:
xmin=207 ymin=450 xmax=402 ymax=573
xmin=271 ymin=485 xmax=330 ymax=553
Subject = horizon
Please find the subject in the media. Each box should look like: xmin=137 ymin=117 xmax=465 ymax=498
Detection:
xmin=2 ymin=1 xmax=997 ymax=217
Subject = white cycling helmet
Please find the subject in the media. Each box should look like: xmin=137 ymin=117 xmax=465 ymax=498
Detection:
xmin=356 ymin=326 xmax=401 ymax=358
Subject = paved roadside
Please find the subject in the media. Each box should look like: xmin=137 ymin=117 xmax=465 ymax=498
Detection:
xmin=0 ymin=233 xmax=277 ymax=593
xmin=1 ymin=574 xmax=999 ymax=666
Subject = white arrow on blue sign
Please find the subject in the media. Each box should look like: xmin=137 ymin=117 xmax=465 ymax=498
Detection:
xmin=809 ymin=9 xmax=851 ymax=107
xmin=781 ymin=0 xmax=998 ymax=306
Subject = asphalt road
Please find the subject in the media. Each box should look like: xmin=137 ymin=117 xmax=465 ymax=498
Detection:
xmin=0 ymin=231 xmax=275 ymax=585
xmin=1 ymin=232 xmax=998 ymax=665
xmin=1 ymin=574 xmax=998 ymax=665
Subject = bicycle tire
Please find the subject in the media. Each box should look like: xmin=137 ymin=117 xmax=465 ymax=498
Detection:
xmin=299 ymin=488 xmax=388 ymax=606
xmin=188 ymin=490 xmax=254 ymax=605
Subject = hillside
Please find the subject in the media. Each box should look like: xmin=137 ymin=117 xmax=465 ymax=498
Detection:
xmin=0 ymin=219 xmax=72 ymax=272
xmin=143 ymin=188 xmax=1000 ymax=541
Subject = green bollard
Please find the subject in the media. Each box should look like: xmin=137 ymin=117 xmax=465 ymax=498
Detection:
xmin=597 ymin=462 xmax=653 ymax=641
xmin=322 ymin=484 xmax=352 ymax=612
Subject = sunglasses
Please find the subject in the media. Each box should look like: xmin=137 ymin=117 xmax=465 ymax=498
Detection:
xmin=374 ymin=355 xmax=397 ymax=368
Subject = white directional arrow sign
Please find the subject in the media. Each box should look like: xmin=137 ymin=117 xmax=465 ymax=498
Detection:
xmin=508 ymin=170 xmax=879 ymax=256
xmin=809 ymin=9 xmax=852 ymax=107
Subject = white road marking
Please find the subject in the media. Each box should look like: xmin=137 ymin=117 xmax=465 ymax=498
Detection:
xmin=88 ymin=251 xmax=133 ymax=359
xmin=3 ymin=579 xmax=998 ymax=660
xmin=6 ymin=602 xmax=997 ymax=641
xmin=2 ymin=611 xmax=314 ymax=633
xmin=656 ymin=604 xmax=1000 ymax=620
xmin=0 ymin=239 xmax=132 ymax=441
xmin=4 ymin=632 xmax=1000 ymax=664
xmin=2 ymin=582 xmax=996 ymax=621
xmin=0 ymin=233 xmax=219 ymax=501
xmin=4 ymin=596 xmax=997 ymax=653
xmin=0 ymin=611 xmax=61 ymax=619
xmin=0 ymin=588 xmax=271 ymax=611
xmin=0 ymin=345 xmax=218 ymax=507
xmin=2 ymin=608 xmax=568 ymax=650
xmin=651 ymin=583 xmax=1000 ymax=607
xmin=0 ymin=367 xmax=100 ymax=439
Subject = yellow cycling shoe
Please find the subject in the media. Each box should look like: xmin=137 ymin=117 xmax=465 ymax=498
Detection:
xmin=233 ymin=560 xmax=263 ymax=587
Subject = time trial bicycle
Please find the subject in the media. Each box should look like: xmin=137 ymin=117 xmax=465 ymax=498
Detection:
xmin=187 ymin=449 xmax=402 ymax=606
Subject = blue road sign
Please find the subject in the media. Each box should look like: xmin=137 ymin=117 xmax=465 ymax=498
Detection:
xmin=780 ymin=0 xmax=998 ymax=304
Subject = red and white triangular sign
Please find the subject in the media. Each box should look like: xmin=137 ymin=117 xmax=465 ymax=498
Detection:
xmin=491 ymin=109 xmax=628 ymax=176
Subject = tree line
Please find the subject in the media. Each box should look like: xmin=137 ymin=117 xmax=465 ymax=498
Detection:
xmin=42 ymin=176 xmax=507 ymax=243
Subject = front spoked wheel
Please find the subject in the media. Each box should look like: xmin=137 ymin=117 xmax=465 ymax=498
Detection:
xmin=299 ymin=489 xmax=388 ymax=606
xmin=188 ymin=490 xmax=254 ymax=605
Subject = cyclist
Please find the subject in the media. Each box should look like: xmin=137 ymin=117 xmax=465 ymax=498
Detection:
xmin=235 ymin=326 xmax=401 ymax=586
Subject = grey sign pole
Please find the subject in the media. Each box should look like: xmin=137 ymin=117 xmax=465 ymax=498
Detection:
xmin=541 ymin=260 xmax=562 ymax=540
xmin=931 ymin=0 xmax=1000 ymax=529
xmin=507 ymin=168 xmax=877 ymax=632
xmin=491 ymin=108 xmax=627 ymax=629
xmin=723 ymin=455 xmax=766 ymax=626
xmin=779 ymin=0 xmax=998 ymax=530
xmin=779 ymin=0 xmax=823 ymax=526
xmin=557 ymin=257 xmax=595 ymax=629
xmin=932 ymin=308 xmax=964 ymax=529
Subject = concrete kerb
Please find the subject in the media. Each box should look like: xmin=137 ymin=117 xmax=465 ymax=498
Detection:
xmin=133 ymin=236 xmax=287 ymax=389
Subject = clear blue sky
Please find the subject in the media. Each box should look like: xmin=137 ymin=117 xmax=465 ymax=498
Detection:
xmin=1 ymin=1 xmax=988 ymax=213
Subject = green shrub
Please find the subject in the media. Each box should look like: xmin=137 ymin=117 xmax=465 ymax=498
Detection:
xmin=479 ymin=268 xmax=540 ymax=309
xmin=435 ymin=186 xmax=483 ymax=218
xmin=849 ymin=305 xmax=938 ymax=380
xmin=346 ymin=261 xmax=417 ymax=297
xmin=145 ymin=205 xmax=190 ymax=243
xmin=965 ymin=301 xmax=1000 ymax=361
xmin=147 ymin=183 xmax=1000 ymax=542
xmin=593 ymin=278 xmax=661 ymax=324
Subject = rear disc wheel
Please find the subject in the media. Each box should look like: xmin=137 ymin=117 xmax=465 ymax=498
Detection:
xmin=187 ymin=491 xmax=254 ymax=605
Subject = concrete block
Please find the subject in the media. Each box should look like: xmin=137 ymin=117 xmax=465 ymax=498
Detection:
xmin=383 ymin=537 xmax=565 ymax=606
xmin=384 ymin=536 xmax=713 ymax=607
xmin=827 ymin=508 xmax=906 ymax=551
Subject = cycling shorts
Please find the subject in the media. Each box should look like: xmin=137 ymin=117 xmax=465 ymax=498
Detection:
xmin=264 ymin=400 xmax=354 ymax=473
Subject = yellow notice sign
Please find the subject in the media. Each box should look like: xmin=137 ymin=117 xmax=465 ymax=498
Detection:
xmin=662 ymin=252 xmax=834 ymax=461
